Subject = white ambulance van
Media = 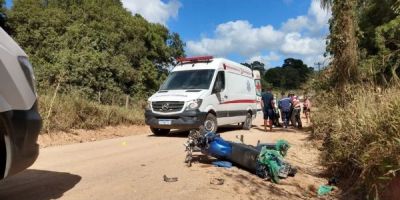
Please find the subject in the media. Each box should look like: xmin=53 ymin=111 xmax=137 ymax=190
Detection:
xmin=0 ymin=14 xmax=42 ymax=179
xmin=145 ymin=56 xmax=257 ymax=135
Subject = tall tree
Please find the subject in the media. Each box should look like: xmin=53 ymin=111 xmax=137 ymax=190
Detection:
xmin=241 ymin=61 xmax=266 ymax=75
xmin=264 ymin=58 xmax=313 ymax=89
xmin=321 ymin=0 xmax=360 ymax=88
xmin=8 ymin=0 xmax=185 ymax=99
xmin=358 ymin=0 xmax=399 ymax=85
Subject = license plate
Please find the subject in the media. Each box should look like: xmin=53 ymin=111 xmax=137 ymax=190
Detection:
xmin=158 ymin=119 xmax=172 ymax=125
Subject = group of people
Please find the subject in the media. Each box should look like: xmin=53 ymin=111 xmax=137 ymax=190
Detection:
xmin=261 ymin=87 xmax=311 ymax=132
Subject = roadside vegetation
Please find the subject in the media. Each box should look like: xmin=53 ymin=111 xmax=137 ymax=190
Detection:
xmin=311 ymin=0 xmax=400 ymax=198
xmin=1 ymin=0 xmax=185 ymax=132
xmin=39 ymin=92 xmax=145 ymax=133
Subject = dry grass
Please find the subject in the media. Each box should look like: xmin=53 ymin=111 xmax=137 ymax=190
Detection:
xmin=312 ymin=86 xmax=400 ymax=198
xmin=39 ymin=92 xmax=145 ymax=133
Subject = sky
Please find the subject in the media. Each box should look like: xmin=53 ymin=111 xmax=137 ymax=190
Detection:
xmin=5 ymin=0 xmax=331 ymax=68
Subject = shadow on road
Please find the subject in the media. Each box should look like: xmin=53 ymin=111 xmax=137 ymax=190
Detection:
xmin=148 ymin=124 xmax=259 ymax=138
xmin=147 ymin=130 xmax=190 ymax=138
xmin=0 ymin=169 xmax=81 ymax=200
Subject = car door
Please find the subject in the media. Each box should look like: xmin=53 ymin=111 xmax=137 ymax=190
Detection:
xmin=212 ymin=70 xmax=231 ymax=125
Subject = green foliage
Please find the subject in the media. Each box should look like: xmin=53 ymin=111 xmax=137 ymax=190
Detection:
xmin=8 ymin=0 xmax=185 ymax=100
xmin=308 ymin=0 xmax=400 ymax=197
xmin=241 ymin=59 xmax=313 ymax=90
xmin=0 ymin=0 xmax=6 ymax=28
xmin=312 ymin=86 xmax=400 ymax=199
xmin=264 ymin=58 xmax=314 ymax=89
xmin=0 ymin=0 xmax=5 ymax=12
xmin=358 ymin=0 xmax=400 ymax=85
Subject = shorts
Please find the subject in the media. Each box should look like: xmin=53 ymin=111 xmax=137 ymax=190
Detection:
xmin=303 ymin=107 xmax=311 ymax=113
xmin=263 ymin=109 xmax=274 ymax=120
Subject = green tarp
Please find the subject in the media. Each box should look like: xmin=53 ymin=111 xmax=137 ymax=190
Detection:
xmin=258 ymin=140 xmax=290 ymax=183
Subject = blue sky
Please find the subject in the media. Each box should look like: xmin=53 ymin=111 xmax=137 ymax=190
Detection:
xmin=5 ymin=0 xmax=330 ymax=68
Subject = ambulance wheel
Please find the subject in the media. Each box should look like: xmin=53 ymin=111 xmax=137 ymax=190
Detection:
xmin=204 ymin=113 xmax=217 ymax=132
xmin=150 ymin=127 xmax=170 ymax=136
xmin=242 ymin=112 xmax=252 ymax=130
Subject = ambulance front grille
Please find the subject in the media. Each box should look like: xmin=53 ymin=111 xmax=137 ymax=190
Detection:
xmin=152 ymin=101 xmax=184 ymax=112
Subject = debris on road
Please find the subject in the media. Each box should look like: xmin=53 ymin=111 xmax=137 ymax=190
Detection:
xmin=210 ymin=178 xmax=224 ymax=185
xmin=317 ymin=185 xmax=334 ymax=196
xmin=257 ymin=140 xmax=295 ymax=183
xmin=235 ymin=135 xmax=244 ymax=143
xmin=212 ymin=161 xmax=232 ymax=168
xmin=328 ymin=177 xmax=338 ymax=185
xmin=185 ymin=129 xmax=297 ymax=183
xmin=163 ymin=175 xmax=178 ymax=182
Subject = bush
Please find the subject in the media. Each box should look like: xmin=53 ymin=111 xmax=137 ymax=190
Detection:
xmin=312 ymin=86 xmax=400 ymax=198
xmin=39 ymin=92 xmax=145 ymax=133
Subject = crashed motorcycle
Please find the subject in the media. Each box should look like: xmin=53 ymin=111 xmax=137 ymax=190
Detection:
xmin=184 ymin=128 xmax=297 ymax=183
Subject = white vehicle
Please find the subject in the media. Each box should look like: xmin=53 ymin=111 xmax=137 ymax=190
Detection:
xmin=253 ymin=70 xmax=263 ymax=113
xmin=145 ymin=56 xmax=257 ymax=135
xmin=0 ymin=15 xmax=42 ymax=179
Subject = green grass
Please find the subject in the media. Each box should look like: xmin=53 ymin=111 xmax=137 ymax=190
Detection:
xmin=312 ymin=86 xmax=400 ymax=198
xmin=39 ymin=92 xmax=145 ymax=133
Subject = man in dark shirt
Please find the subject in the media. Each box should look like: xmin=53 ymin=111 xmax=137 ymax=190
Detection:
xmin=261 ymin=87 xmax=274 ymax=132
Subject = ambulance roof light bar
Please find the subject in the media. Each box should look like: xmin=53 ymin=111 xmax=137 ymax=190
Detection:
xmin=176 ymin=56 xmax=213 ymax=64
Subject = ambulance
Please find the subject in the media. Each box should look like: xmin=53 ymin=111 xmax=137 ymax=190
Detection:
xmin=0 ymin=15 xmax=42 ymax=179
xmin=145 ymin=56 xmax=257 ymax=135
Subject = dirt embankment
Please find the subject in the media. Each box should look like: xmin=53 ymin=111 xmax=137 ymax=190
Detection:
xmin=38 ymin=125 xmax=150 ymax=148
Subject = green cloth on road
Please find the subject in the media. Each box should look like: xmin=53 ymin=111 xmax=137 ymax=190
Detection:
xmin=317 ymin=185 xmax=334 ymax=196
xmin=275 ymin=140 xmax=290 ymax=157
xmin=258 ymin=147 xmax=282 ymax=183
xmin=258 ymin=140 xmax=290 ymax=183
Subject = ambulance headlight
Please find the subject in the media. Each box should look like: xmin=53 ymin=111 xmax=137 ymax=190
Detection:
xmin=146 ymin=101 xmax=152 ymax=110
xmin=186 ymin=99 xmax=202 ymax=110
xmin=18 ymin=56 xmax=37 ymax=96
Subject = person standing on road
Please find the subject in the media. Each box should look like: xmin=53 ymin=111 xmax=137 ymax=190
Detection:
xmin=288 ymin=92 xmax=295 ymax=126
xmin=261 ymin=87 xmax=274 ymax=132
xmin=272 ymin=95 xmax=280 ymax=127
xmin=278 ymin=94 xmax=292 ymax=128
xmin=292 ymin=96 xmax=302 ymax=128
xmin=303 ymin=96 xmax=311 ymax=123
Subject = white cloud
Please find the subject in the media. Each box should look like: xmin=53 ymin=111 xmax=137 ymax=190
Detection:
xmin=281 ymin=32 xmax=325 ymax=55
xmin=281 ymin=16 xmax=309 ymax=32
xmin=122 ymin=0 xmax=181 ymax=25
xmin=187 ymin=20 xmax=284 ymax=56
xmin=308 ymin=0 xmax=331 ymax=27
xmin=282 ymin=0 xmax=331 ymax=34
xmin=186 ymin=0 xmax=331 ymax=68
xmin=247 ymin=52 xmax=281 ymax=68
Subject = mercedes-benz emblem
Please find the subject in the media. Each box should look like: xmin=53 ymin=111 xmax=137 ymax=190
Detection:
xmin=162 ymin=103 xmax=170 ymax=111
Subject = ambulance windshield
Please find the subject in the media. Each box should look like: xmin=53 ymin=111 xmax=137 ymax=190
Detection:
xmin=160 ymin=69 xmax=215 ymax=90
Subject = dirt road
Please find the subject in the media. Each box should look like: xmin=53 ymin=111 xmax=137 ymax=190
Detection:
xmin=0 ymin=116 xmax=332 ymax=200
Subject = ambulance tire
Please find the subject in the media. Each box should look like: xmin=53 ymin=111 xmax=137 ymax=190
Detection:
xmin=150 ymin=127 xmax=170 ymax=136
xmin=242 ymin=112 xmax=252 ymax=130
xmin=204 ymin=113 xmax=217 ymax=133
